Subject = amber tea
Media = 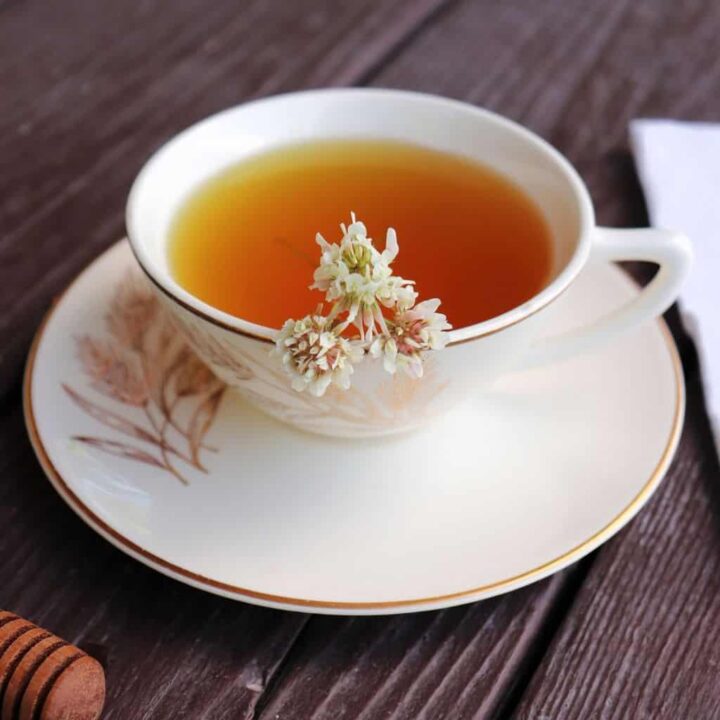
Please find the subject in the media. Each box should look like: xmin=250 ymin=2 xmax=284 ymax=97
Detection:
xmin=169 ymin=140 xmax=553 ymax=329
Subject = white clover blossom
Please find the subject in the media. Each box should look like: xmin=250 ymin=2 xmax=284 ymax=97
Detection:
xmin=311 ymin=214 xmax=416 ymax=338
xmin=311 ymin=216 xmax=380 ymax=300
xmin=376 ymin=273 xmax=417 ymax=310
xmin=273 ymin=313 xmax=363 ymax=397
xmin=273 ymin=214 xmax=451 ymax=395
xmin=369 ymin=299 xmax=451 ymax=378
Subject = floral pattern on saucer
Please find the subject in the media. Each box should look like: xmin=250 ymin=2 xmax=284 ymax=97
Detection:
xmin=63 ymin=270 xmax=225 ymax=485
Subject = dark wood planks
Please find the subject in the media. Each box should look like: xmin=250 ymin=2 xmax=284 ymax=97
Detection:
xmin=0 ymin=0 xmax=446 ymax=398
xmin=256 ymin=575 xmax=573 ymax=720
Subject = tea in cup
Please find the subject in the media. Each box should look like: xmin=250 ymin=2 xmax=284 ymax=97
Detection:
xmin=127 ymin=89 xmax=691 ymax=437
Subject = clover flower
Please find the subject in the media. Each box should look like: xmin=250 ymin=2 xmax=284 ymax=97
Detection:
xmin=312 ymin=214 xmax=416 ymax=337
xmin=274 ymin=214 xmax=450 ymax=395
xmin=369 ymin=299 xmax=451 ymax=378
xmin=312 ymin=217 xmax=409 ymax=299
xmin=273 ymin=313 xmax=363 ymax=397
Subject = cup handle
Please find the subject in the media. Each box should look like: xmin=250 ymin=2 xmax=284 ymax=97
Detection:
xmin=522 ymin=227 xmax=692 ymax=368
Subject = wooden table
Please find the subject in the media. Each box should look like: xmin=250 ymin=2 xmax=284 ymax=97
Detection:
xmin=2 ymin=1 xmax=720 ymax=717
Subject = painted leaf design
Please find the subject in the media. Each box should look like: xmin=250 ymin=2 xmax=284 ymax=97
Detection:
xmin=63 ymin=384 xmax=159 ymax=445
xmin=75 ymin=336 xmax=149 ymax=406
xmin=187 ymin=388 xmax=225 ymax=467
xmin=143 ymin=338 xmax=184 ymax=407
xmin=64 ymin=269 xmax=228 ymax=486
xmin=73 ymin=436 xmax=165 ymax=469
xmin=174 ymin=355 xmax=218 ymax=397
xmin=157 ymin=349 xmax=191 ymax=417
xmin=105 ymin=271 xmax=158 ymax=350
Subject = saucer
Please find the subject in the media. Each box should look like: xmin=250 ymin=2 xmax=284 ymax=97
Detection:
xmin=24 ymin=240 xmax=684 ymax=615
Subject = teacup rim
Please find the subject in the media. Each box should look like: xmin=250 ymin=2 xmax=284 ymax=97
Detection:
xmin=126 ymin=87 xmax=595 ymax=346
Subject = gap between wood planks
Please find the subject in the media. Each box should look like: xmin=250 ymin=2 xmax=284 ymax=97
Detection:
xmin=349 ymin=0 xmax=462 ymax=88
xmin=492 ymin=556 xmax=597 ymax=720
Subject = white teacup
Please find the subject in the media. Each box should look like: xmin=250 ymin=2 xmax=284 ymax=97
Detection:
xmin=126 ymin=89 xmax=691 ymax=438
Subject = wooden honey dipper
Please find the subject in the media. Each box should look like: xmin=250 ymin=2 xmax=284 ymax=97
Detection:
xmin=0 ymin=611 xmax=105 ymax=720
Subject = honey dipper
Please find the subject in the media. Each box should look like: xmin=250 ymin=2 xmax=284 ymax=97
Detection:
xmin=0 ymin=611 xmax=105 ymax=720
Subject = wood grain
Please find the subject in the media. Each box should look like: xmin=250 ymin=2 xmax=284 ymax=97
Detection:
xmin=256 ymin=575 xmax=576 ymax=720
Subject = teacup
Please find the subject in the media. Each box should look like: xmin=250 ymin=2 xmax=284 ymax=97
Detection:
xmin=126 ymin=89 xmax=691 ymax=438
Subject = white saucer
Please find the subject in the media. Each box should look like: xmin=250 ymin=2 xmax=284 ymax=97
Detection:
xmin=24 ymin=241 xmax=684 ymax=615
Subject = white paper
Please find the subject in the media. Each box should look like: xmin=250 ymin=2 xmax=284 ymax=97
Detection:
xmin=630 ymin=119 xmax=720 ymax=452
